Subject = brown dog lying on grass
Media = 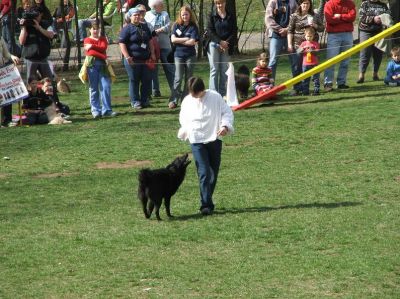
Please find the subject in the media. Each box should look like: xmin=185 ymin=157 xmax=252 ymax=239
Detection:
xmin=138 ymin=154 xmax=191 ymax=220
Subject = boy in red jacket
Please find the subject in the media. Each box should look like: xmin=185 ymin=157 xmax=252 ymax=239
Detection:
xmin=323 ymin=0 xmax=356 ymax=91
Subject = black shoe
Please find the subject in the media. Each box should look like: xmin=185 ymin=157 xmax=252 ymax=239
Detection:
xmin=153 ymin=91 xmax=162 ymax=97
xmin=200 ymin=207 xmax=212 ymax=216
xmin=337 ymin=84 xmax=349 ymax=89
xmin=372 ymin=75 xmax=380 ymax=81
xmin=356 ymin=78 xmax=364 ymax=84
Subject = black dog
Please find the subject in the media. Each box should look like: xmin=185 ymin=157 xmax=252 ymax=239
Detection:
xmin=235 ymin=64 xmax=251 ymax=100
xmin=138 ymin=153 xmax=191 ymax=220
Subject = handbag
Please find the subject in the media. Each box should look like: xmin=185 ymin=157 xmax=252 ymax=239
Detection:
xmin=21 ymin=43 xmax=39 ymax=59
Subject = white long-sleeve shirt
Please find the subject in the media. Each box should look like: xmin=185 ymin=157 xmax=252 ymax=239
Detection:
xmin=178 ymin=90 xmax=234 ymax=144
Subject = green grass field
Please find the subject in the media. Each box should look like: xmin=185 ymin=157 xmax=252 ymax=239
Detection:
xmin=1 ymin=51 xmax=399 ymax=298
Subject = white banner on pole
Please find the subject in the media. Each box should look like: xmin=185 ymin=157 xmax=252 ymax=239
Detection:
xmin=0 ymin=64 xmax=29 ymax=108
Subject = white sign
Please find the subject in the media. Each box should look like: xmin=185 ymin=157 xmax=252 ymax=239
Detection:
xmin=0 ymin=64 xmax=29 ymax=107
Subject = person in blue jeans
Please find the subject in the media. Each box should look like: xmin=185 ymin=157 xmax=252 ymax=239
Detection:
xmin=178 ymin=77 xmax=234 ymax=216
xmin=206 ymin=0 xmax=237 ymax=97
xmin=170 ymin=5 xmax=199 ymax=109
xmin=84 ymin=23 xmax=116 ymax=118
xmin=265 ymin=0 xmax=299 ymax=95
xmin=119 ymin=7 xmax=156 ymax=109
xmin=145 ymin=0 xmax=175 ymax=99
xmin=323 ymin=0 xmax=356 ymax=91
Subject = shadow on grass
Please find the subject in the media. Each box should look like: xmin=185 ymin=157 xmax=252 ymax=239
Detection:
xmin=171 ymin=201 xmax=362 ymax=221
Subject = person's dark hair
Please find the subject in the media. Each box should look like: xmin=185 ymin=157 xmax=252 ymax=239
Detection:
xmin=188 ymin=77 xmax=205 ymax=95
xmin=296 ymin=0 xmax=314 ymax=16
xmin=391 ymin=47 xmax=400 ymax=56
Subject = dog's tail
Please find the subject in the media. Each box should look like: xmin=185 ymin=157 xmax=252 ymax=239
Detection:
xmin=138 ymin=169 xmax=151 ymax=218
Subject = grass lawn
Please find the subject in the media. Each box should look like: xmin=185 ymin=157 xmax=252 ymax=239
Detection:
xmin=1 ymin=53 xmax=399 ymax=298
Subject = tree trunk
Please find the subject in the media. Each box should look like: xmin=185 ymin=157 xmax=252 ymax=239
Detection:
xmin=225 ymin=0 xmax=238 ymax=54
xmin=73 ymin=0 xmax=82 ymax=67
xmin=60 ymin=0 xmax=71 ymax=71
xmin=389 ymin=0 xmax=399 ymax=44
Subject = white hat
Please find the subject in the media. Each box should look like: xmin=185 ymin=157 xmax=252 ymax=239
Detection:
xmin=148 ymin=0 xmax=163 ymax=9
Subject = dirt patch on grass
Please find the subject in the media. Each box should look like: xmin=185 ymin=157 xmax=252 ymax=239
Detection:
xmin=0 ymin=173 xmax=7 ymax=179
xmin=95 ymin=160 xmax=153 ymax=169
xmin=112 ymin=96 xmax=128 ymax=102
xmin=34 ymin=172 xmax=79 ymax=179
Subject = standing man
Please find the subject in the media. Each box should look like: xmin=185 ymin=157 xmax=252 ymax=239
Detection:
xmin=265 ymin=0 xmax=299 ymax=95
xmin=178 ymin=77 xmax=234 ymax=216
xmin=323 ymin=0 xmax=356 ymax=91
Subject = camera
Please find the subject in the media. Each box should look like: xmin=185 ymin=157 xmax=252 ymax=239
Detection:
xmin=20 ymin=10 xmax=39 ymax=26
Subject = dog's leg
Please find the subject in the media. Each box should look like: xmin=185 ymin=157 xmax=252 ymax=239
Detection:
xmin=138 ymin=189 xmax=151 ymax=218
xmin=165 ymin=197 xmax=173 ymax=218
xmin=154 ymin=203 xmax=162 ymax=221
xmin=148 ymin=200 xmax=155 ymax=218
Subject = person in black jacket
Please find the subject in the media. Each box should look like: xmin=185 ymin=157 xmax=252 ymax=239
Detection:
xmin=206 ymin=0 xmax=237 ymax=97
xmin=19 ymin=7 xmax=55 ymax=81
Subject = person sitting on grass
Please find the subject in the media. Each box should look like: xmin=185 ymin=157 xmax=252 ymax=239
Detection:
xmin=384 ymin=47 xmax=400 ymax=87
xmin=298 ymin=27 xmax=320 ymax=95
xmin=22 ymin=78 xmax=53 ymax=125
xmin=251 ymin=52 xmax=274 ymax=96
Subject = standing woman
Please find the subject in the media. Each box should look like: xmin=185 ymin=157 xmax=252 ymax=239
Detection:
xmin=287 ymin=0 xmax=324 ymax=95
xmin=206 ymin=0 xmax=237 ymax=97
xmin=169 ymin=5 xmax=199 ymax=109
xmin=119 ymin=7 xmax=156 ymax=110
xmin=32 ymin=0 xmax=52 ymax=27
xmin=84 ymin=23 xmax=116 ymax=119
xmin=145 ymin=0 xmax=175 ymax=99
xmin=357 ymin=0 xmax=391 ymax=83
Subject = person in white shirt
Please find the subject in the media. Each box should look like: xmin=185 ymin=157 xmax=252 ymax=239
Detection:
xmin=178 ymin=77 xmax=234 ymax=215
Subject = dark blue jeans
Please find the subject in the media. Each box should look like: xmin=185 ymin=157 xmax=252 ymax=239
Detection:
xmin=123 ymin=59 xmax=152 ymax=107
xmin=302 ymin=64 xmax=320 ymax=93
xmin=191 ymin=139 xmax=222 ymax=211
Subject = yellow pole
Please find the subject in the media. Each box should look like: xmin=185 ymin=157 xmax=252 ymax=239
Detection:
xmin=283 ymin=22 xmax=400 ymax=89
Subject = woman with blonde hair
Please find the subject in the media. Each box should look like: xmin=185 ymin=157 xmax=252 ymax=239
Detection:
xmin=169 ymin=5 xmax=199 ymax=109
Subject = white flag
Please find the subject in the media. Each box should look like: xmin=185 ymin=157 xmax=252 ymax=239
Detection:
xmin=225 ymin=62 xmax=239 ymax=107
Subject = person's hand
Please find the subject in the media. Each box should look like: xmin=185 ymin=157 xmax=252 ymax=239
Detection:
xmin=333 ymin=14 xmax=341 ymax=19
xmin=150 ymin=53 xmax=156 ymax=62
xmin=10 ymin=55 xmax=20 ymax=65
xmin=125 ymin=56 xmax=134 ymax=65
xmin=217 ymin=126 xmax=228 ymax=136
xmin=155 ymin=28 xmax=163 ymax=34
xmin=374 ymin=16 xmax=382 ymax=24
xmin=278 ymin=28 xmax=288 ymax=37
xmin=220 ymin=40 xmax=229 ymax=49
xmin=287 ymin=45 xmax=294 ymax=53
xmin=84 ymin=44 xmax=92 ymax=51
xmin=33 ymin=19 xmax=40 ymax=30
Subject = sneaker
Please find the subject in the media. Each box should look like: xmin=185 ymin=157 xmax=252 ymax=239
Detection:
xmin=153 ymin=90 xmax=162 ymax=97
xmin=103 ymin=111 xmax=118 ymax=117
xmin=356 ymin=78 xmax=364 ymax=84
xmin=372 ymin=75 xmax=380 ymax=81
xmin=132 ymin=103 xmax=142 ymax=110
xmin=168 ymin=101 xmax=177 ymax=109
xmin=324 ymin=84 xmax=333 ymax=92
xmin=93 ymin=114 xmax=101 ymax=119
xmin=337 ymin=84 xmax=350 ymax=89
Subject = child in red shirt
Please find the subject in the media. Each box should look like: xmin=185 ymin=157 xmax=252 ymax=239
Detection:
xmin=251 ymin=52 xmax=274 ymax=95
xmin=298 ymin=27 xmax=320 ymax=95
